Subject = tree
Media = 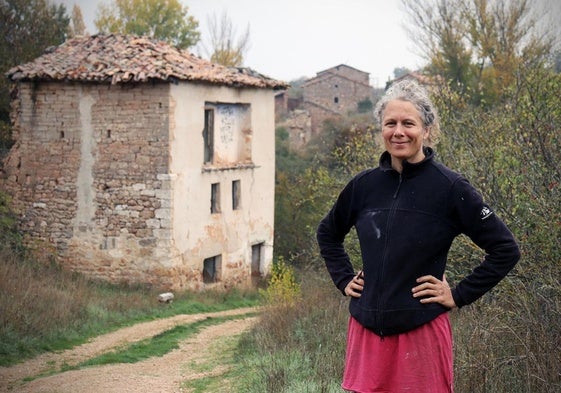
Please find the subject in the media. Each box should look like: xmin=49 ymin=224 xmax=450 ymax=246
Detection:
xmin=0 ymin=0 xmax=70 ymax=149
xmin=198 ymin=11 xmax=250 ymax=67
xmin=95 ymin=0 xmax=200 ymax=49
xmin=402 ymin=0 xmax=553 ymax=104
xmin=0 ymin=0 xmax=69 ymax=72
xmin=432 ymin=62 xmax=561 ymax=391
xmin=402 ymin=0 xmax=473 ymax=87
xmin=69 ymin=4 xmax=87 ymax=37
xmin=393 ymin=67 xmax=411 ymax=79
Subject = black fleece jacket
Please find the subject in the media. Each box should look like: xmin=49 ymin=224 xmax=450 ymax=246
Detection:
xmin=317 ymin=148 xmax=520 ymax=336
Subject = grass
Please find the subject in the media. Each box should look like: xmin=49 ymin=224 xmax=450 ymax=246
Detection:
xmin=232 ymin=270 xmax=348 ymax=393
xmin=182 ymin=332 xmax=247 ymax=392
xmin=2 ymin=226 xmax=559 ymax=392
xmin=20 ymin=312 xmax=257 ymax=385
xmin=0 ymin=247 xmax=260 ymax=367
xmin=231 ymin=269 xmax=561 ymax=393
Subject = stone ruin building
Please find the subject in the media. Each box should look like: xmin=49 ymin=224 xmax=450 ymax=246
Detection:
xmin=1 ymin=34 xmax=286 ymax=291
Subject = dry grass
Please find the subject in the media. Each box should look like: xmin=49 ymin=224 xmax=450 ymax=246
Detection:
xmin=235 ymin=270 xmax=348 ymax=392
xmin=0 ymin=247 xmax=161 ymax=365
xmin=452 ymin=277 xmax=561 ymax=392
xmin=235 ymin=269 xmax=561 ymax=392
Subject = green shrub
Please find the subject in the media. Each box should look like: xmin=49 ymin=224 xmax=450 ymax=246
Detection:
xmin=259 ymin=257 xmax=301 ymax=306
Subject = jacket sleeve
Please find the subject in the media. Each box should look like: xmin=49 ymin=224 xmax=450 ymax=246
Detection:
xmin=449 ymin=177 xmax=521 ymax=307
xmin=316 ymin=178 xmax=358 ymax=295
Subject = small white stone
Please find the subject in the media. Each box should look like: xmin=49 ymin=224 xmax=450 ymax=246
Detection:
xmin=158 ymin=292 xmax=174 ymax=303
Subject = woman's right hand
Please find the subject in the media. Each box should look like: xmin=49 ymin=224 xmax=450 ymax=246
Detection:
xmin=344 ymin=270 xmax=364 ymax=298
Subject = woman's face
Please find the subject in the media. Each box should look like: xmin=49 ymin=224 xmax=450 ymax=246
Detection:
xmin=381 ymin=99 xmax=429 ymax=171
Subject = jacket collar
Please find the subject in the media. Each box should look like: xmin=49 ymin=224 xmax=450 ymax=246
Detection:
xmin=379 ymin=147 xmax=435 ymax=177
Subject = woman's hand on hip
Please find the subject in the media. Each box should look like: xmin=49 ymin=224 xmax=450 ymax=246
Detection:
xmin=345 ymin=270 xmax=364 ymax=298
xmin=412 ymin=274 xmax=456 ymax=309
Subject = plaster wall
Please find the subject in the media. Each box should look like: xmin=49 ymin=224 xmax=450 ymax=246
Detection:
xmin=169 ymin=84 xmax=275 ymax=290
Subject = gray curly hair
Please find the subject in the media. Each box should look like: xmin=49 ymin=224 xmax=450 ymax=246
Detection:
xmin=374 ymin=78 xmax=441 ymax=146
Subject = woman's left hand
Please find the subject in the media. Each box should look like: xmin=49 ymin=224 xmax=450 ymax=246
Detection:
xmin=412 ymin=275 xmax=456 ymax=309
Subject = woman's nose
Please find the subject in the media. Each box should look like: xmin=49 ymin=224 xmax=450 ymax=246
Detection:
xmin=393 ymin=124 xmax=405 ymax=136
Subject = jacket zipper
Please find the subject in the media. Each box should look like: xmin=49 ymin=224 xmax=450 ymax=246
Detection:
xmin=393 ymin=173 xmax=403 ymax=199
xmin=378 ymin=173 xmax=403 ymax=337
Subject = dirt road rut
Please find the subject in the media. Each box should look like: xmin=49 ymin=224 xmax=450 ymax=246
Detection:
xmin=0 ymin=307 xmax=259 ymax=392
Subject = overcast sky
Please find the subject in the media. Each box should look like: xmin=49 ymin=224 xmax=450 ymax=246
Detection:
xmin=56 ymin=0 xmax=426 ymax=87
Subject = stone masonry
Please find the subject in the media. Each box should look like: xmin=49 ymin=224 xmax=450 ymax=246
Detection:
xmin=2 ymin=82 xmax=175 ymax=286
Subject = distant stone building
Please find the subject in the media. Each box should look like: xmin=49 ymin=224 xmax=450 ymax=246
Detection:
xmin=301 ymin=64 xmax=373 ymax=133
xmin=274 ymin=91 xmax=289 ymax=121
xmin=282 ymin=110 xmax=313 ymax=150
xmin=2 ymin=34 xmax=286 ymax=291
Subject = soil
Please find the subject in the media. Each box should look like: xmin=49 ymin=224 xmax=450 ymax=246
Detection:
xmin=0 ymin=307 xmax=259 ymax=393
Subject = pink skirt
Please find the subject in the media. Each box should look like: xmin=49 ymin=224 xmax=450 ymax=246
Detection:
xmin=342 ymin=313 xmax=454 ymax=393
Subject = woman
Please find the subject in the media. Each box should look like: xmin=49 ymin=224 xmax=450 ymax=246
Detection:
xmin=316 ymin=79 xmax=520 ymax=392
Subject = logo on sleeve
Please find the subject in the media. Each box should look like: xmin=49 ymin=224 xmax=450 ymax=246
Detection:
xmin=480 ymin=206 xmax=493 ymax=220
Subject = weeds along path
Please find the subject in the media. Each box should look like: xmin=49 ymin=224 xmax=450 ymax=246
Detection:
xmin=0 ymin=307 xmax=259 ymax=393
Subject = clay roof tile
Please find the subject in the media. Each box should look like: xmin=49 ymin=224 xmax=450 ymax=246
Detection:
xmin=6 ymin=33 xmax=287 ymax=90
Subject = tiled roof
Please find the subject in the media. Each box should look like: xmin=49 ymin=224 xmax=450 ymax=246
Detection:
xmin=6 ymin=34 xmax=287 ymax=90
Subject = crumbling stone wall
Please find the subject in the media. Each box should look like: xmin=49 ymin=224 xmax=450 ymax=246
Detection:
xmin=1 ymin=81 xmax=177 ymax=287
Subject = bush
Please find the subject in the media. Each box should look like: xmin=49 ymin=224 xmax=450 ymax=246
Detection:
xmin=259 ymin=257 xmax=301 ymax=307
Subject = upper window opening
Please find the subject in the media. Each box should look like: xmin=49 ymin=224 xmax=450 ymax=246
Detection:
xmin=203 ymin=102 xmax=252 ymax=167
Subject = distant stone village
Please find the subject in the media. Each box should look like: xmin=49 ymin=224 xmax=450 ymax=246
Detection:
xmin=275 ymin=64 xmax=377 ymax=150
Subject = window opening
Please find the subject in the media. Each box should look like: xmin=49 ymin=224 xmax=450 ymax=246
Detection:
xmin=203 ymin=255 xmax=221 ymax=283
xmin=203 ymin=108 xmax=214 ymax=164
xmin=251 ymin=243 xmax=264 ymax=277
xmin=232 ymin=180 xmax=241 ymax=210
xmin=203 ymin=102 xmax=252 ymax=167
xmin=211 ymin=183 xmax=221 ymax=213
xmin=334 ymin=97 xmax=339 ymax=104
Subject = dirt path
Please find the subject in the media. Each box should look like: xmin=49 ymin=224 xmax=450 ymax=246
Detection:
xmin=0 ymin=307 xmax=259 ymax=393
